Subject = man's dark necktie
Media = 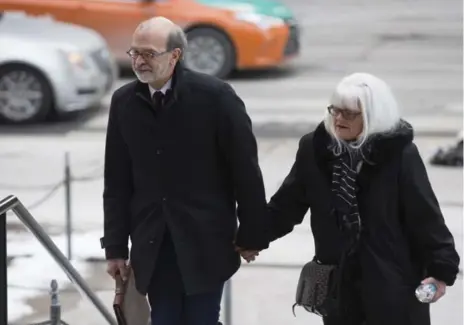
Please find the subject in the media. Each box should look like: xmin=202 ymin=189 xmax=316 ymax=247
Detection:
xmin=152 ymin=91 xmax=165 ymax=109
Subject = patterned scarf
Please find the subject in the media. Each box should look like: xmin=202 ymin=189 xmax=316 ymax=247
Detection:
xmin=328 ymin=147 xmax=365 ymax=309
xmin=330 ymin=148 xmax=363 ymax=253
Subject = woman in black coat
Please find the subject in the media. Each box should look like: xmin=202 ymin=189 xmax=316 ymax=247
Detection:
xmin=267 ymin=72 xmax=460 ymax=325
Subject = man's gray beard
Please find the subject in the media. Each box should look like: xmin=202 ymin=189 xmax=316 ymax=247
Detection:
xmin=134 ymin=70 xmax=157 ymax=84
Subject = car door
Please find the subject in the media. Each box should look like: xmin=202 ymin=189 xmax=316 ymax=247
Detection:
xmin=0 ymin=0 xmax=80 ymax=23
xmin=78 ymin=0 xmax=157 ymax=64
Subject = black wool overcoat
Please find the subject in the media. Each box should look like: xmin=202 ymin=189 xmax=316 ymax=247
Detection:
xmin=268 ymin=122 xmax=460 ymax=325
xmin=101 ymin=63 xmax=270 ymax=295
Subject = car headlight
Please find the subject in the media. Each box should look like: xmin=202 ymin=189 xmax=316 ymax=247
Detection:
xmin=235 ymin=12 xmax=284 ymax=30
xmin=61 ymin=51 xmax=94 ymax=70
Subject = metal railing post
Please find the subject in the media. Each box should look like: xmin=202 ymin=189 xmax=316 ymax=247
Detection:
xmin=49 ymin=279 xmax=61 ymax=325
xmin=64 ymin=152 xmax=72 ymax=260
xmin=12 ymin=201 xmax=116 ymax=325
xmin=0 ymin=195 xmax=117 ymax=325
xmin=0 ymin=212 xmax=6 ymax=325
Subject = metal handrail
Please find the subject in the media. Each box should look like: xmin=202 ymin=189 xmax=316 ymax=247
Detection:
xmin=0 ymin=195 xmax=116 ymax=325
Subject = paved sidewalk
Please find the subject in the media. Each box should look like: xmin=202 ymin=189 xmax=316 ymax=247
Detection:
xmin=6 ymin=136 xmax=463 ymax=325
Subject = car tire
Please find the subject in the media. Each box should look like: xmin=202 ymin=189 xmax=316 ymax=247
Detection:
xmin=0 ymin=64 xmax=53 ymax=124
xmin=185 ymin=27 xmax=235 ymax=79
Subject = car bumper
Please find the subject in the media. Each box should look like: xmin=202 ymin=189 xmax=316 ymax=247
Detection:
xmin=58 ymin=85 xmax=108 ymax=112
xmin=283 ymin=18 xmax=301 ymax=57
xmin=54 ymin=49 xmax=117 ymax=112
xmin=235 ymin=19 xmax=301 ymax=69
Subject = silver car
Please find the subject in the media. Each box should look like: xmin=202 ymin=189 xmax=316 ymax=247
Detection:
xmin=0 ymin=11 xmax=117 ymax=123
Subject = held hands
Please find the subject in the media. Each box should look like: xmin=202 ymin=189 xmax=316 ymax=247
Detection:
xmin=234 ymin=245 xmax=260 ymax=263
xmin=421 ymin=277 xmax=447 ymax=302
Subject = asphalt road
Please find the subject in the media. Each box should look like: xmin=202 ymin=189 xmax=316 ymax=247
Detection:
xmin=0 ymin=0 xmax=462 ymax=137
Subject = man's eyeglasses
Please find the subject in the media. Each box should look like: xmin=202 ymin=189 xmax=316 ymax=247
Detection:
xmin=126 ymin=49 xmax=170 ymax=60
xmin=327 ymin=105 xmax=361 ymax=121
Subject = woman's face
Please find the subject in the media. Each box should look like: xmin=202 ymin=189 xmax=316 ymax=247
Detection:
xmin=328 ymin=105 xmax=363 ymax=141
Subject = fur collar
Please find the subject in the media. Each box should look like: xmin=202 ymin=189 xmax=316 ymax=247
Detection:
xmin=313 ymin=120 xmax=414 ymax=167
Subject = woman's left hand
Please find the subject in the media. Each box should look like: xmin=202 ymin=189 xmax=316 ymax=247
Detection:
xmin=421 ymin=277 xmax=447 ymax=302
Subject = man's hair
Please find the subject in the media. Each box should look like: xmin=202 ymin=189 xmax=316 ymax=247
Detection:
xmin=166 ymin=27 xmax=188 ymax=60
xmin=323 ymin=72 xmax=403 ymax=154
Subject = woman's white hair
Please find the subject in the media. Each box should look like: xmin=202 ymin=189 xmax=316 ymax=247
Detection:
xmin=323 ymin=72 xmax=402 ymax=154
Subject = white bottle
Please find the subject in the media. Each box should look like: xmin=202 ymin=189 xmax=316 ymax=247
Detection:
xmin=415 ymin=283 xmax=437 ymax=303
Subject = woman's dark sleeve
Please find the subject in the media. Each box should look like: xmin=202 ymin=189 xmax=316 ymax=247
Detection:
xmin=267 ymin=135 xmax=311 ymax=242
xmin=399 ymin=143 xmax=460 ymax=285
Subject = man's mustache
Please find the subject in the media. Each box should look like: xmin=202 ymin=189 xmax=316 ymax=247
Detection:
xmin=135 ymin=65 xmax=152 ymax=71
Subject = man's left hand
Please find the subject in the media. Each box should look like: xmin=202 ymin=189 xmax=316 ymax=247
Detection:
xmin=421 ymin=277 xmax=447 ymax=303
xmin=235 ymin=246 xmax=260 ymax=263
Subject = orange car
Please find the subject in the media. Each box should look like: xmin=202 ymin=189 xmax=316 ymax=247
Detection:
xmin=0 ymin=0 xmax=300 ymax=78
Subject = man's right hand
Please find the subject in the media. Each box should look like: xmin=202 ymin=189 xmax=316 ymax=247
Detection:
xmin=106 ymin=259 xmax=128 ymax=281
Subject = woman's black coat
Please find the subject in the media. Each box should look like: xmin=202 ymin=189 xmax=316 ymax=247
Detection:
xmin=268 ymin=122 xmax=460 ymax=325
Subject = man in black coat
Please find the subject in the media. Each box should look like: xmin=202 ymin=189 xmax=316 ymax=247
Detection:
xmin=100 ymin=17 xmax=270 ymax=325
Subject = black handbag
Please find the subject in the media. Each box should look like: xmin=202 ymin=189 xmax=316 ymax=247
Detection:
xmin=292 ymin=257 xmax=338 ymax=317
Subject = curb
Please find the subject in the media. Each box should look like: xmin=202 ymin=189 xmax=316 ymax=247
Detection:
xmin=80 ymin=121 xmax=461 ymax=138
xmin=8 ymin=255 xmax=464 ymax=277
xmin=82 ymin=257 xmax=464 ymax=280
xmin=82 ymin=257 xmax=464 ymax=277
xmin=249 ymin=122 xmax=462 ymax=138
xmin=7 ymin=256 xmax=463 ymax=281
xmin=86 ymin=97 xmax=462 ymax=138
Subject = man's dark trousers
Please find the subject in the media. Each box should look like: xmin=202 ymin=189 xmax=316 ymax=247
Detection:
xmin=147 ymin=230 xmax=224 ymax=325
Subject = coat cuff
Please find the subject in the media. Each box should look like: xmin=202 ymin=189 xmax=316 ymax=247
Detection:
xmin=427 ymin=262 xmax=459 ymax=286
xmin=235 ymin=227 xmax=270 ymax=251
xmin=105 ymin=245 xmax=129 ymax=260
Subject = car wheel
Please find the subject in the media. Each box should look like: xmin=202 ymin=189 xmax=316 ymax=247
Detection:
xmin=184 ymin=28 xmax=235 ymax=79
xmin=0 ymin=64 xmax=53 ymax=123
